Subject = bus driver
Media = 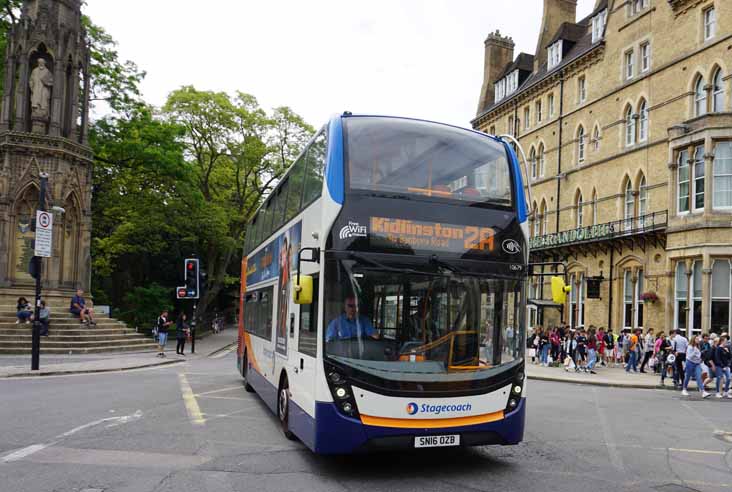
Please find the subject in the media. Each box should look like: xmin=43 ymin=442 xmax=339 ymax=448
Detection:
xmin=326 ymin=296 xmax=380 ymax=342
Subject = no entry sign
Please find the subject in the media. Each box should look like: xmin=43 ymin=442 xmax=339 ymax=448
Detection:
xmin=35 ymin=210 xmax=53 ymax=258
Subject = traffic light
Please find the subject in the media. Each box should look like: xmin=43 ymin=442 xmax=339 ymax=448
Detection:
xmin=184 ymin=258 xmax=199 ymax=299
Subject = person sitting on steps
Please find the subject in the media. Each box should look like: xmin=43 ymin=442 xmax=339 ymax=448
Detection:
xmin=16 ymin=297 xmax=32 ymax=324
xmin=69 ymin=288 xmax=96 ymax=326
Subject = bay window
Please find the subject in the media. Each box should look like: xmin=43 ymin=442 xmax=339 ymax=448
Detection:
xmin=713 ymin=142 xmax=732 ymax=209
xmin=712 ymin=260 xmax=731 ymax=334
xmin=675 ymin=262 xmax=688 ymax=335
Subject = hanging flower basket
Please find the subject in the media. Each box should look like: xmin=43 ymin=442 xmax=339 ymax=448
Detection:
xmin=640 ymin=292 xmax=658 ymax=303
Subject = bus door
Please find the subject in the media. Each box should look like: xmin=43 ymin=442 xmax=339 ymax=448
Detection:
xmin=290 ymin=272 xmax=319 ymax=413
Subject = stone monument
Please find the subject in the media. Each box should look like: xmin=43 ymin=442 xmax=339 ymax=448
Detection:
xmin=0 ymin=0 xmax=92 ymax=303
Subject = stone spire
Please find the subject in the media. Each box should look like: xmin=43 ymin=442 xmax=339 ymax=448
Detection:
xmin=0 ymin=0 xmax=90 ymax=142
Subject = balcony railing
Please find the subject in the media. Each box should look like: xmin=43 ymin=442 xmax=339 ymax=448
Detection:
xmin=529 ymin=210 xmax=668 ymax=252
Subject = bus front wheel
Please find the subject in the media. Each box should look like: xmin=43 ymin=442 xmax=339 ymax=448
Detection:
xmin=242 ymin=352 xmax=255 ymax=393
xmin=277 ymin=375 xmax=297 ymax=441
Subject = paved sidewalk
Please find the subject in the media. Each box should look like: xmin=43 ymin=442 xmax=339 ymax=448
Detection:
xmin=0 ymin=328 xmax=238 ymax=378
xmin=527 ymin=362 xmax=705 ymax=390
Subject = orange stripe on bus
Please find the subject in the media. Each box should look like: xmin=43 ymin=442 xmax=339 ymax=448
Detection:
xmin=360 ymin=410 xmax=505 ymax=429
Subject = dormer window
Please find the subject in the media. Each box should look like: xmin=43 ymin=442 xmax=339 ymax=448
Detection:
xmin=630 ymin=0 xmax=649 ymax=16
xmin=494 ymin=70 xmax=519 ymax=103
xmin=591 ymin=9 xmax=607 ymax=43
xmin=548 ymin=41 xmax=563 ymax=70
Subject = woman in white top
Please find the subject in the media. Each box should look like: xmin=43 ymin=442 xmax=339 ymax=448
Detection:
xmin=682 ymin=337 xmax=711 ymax=398
xmin=640 ymin=328 xmax=655 ymax=373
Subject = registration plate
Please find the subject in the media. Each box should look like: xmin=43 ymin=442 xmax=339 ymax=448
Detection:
xmin=414 ymin=434 xmax=460 ymax=448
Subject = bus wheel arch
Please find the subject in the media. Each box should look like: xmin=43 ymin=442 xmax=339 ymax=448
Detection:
xmin=277 ymin=371 xmax=297 ymax=441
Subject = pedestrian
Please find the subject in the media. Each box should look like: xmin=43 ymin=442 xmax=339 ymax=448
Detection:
xmin=550 ymin=327 xmax=560 ymax=363
xmin=575 ymin=329 xmax=588 ymax=372
xmin=682 ymin=336 xmax=711 ymax=398
xmin=156 ymin=309 xmax=172 ymax=358
xmin=16 ymin=297 xmax=32 ymax=324
xmin=657 ymin=333 xmax=673 ymax=385
xmin=539 ymin=328 xmax=551 ymax=366
xmin=176 ymin=313 xmax=189 ymax=356
xmin=671 ymin=329 xmax=688 ymax=389
xmin=586 ymin=328 xmax=598 ymax=374
xmin=597 ymin=326 xmax=606 ymax=366
xmin=700 ymin=334 xmax=715 ymax=389
xmin=640 ymin=328 xmax=655 ymax=373
xmin=625 ymin=329 xmax=640 ymax=373
xmin=527 ymin=327 xmax=539 ymax=364
xmin=713 ymin=335 xmax=731 ymax=398
xmin=653 ymin=331 xmax=665 ymax=374
xmin=39 ymin=300 xmax=50 ymax=337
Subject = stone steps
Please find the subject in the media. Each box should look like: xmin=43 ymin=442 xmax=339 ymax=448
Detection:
xmin=0 ymin=306 xmax=158 ymax=354
xmin=0 ymin=344 xmax=159 ymax=355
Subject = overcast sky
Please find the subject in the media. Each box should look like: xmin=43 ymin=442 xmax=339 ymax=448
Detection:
xmin=84 ymin=0 xmax=595 ymax=129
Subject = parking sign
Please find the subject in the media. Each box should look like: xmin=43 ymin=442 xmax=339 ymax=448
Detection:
xmin=35 ymin=210 xmax=53 ymax=258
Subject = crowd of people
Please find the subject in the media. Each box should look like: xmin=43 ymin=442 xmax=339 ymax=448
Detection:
xmin=14 ymin=289 xmax=96 ymax=337
xmin=527 ymin=325 xmax=732 ymax=398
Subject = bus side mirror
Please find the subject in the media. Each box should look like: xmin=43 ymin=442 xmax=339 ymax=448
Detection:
xmin=551 ymin=276 xmax=571 ymax=304
xmin=293 ymin=275 xmax=313 ymax=305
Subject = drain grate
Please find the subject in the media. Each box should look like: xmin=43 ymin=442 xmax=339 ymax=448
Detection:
xmin=653 ymin=484 xmax=701 ymax=492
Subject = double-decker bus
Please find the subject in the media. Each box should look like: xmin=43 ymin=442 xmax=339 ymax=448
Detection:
xmin=238 ymin=113 xmax=529 ymax=454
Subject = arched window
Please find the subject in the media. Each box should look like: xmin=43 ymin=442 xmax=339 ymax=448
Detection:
xmin=695 ymin=76 xmax=707 ymax=116
xmin=638 ymin=100 xmax=648 ymax=142
xmin=529 ymin=147 xmax=537 ymax=180
xmin=540 ymin=200 xmax=548 ymax=234
xmin=712 ymin=68 xmax=725 ymax=113
xmin=538 ymin=143 xmax=545 ymax=177
xmin=489 ymin=125 xmax=496 ymax=135
xmin=592 ymin=125 xmax=600 ymax=151
xmin=576 ymin=191 xmax=584 ymax=227
xmin=532 ymin=202 xmax=540 ymax=236
xmin=624 ymin=180 xmax=634 ymax=230
xmin=577 ymin=126 xmax=586 ymax=164
xmin=625 ymin=106 xmax=636 ymax=146
xmin=638 ymin=176 xmax=648 ymax=227
xmin=592 ymin=190 xmax=598 ymax=225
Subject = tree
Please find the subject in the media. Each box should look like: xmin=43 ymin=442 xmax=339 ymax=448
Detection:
xmin=163 ymin=86 xmax=314 ymax=323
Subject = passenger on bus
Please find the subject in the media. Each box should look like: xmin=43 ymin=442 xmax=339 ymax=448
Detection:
xmin=325 ymin=296 xmax=380 ymax=342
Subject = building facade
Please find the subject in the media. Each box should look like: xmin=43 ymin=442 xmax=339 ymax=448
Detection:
xmin=0 ymin=0 xmax=92 ymax=298
xmin=473 ymin=0 xmax=732 ymax=336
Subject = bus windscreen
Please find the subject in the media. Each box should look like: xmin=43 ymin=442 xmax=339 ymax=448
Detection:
xmin=323 ymin=258 xmax=523 ymax=382
xmin=345 ymin=117 xmax=512 ymax=206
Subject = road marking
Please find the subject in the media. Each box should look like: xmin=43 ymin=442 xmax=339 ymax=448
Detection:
xmin=668 ymin=447 xmax=726 ymax=455
xmin=592 ymin=387 xmax=625 ymax=472
xmin=178 ymin=372 xmax=205 ymax=425
xmin=1 ymin=444 xmax=52 ymax=463
xmin=18 ymin=446 xmax=210 ymax=469
xmin=195 ymin=385 xmax=242 ymax=396
xmin=198 ymin=395 xmax=249 ymax=401
xmin=1 ymin=410 xmax=144 ymax=464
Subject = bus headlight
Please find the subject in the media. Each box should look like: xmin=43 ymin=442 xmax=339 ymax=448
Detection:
xmin=342 ymin=402 xmax=354 ymax=414
xmin=508 ymin=398 xmax=518 ymax=410
xmin=335 ymin=387 xmax=349 ymax=399
xmin=329 ymin=372 xmax=343 ymax=384
xmin=513 ymin=385 xmax=522 ymax=395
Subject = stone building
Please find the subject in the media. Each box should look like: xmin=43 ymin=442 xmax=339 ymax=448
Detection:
xmin=0 ymin=0 xmax=92 ymax=301
xmin=474 ymin=0 xmax=732 ymax=336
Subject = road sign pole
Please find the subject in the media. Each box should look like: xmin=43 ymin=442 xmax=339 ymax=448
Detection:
xmin=31 ymin=173 xmax=48 ymax=371
xmin=191 ymin=302 xmax=196 ymax=354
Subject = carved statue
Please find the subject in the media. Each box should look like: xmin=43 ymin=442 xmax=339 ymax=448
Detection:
xmin=29 ymin=58 xmax=53 ymax=119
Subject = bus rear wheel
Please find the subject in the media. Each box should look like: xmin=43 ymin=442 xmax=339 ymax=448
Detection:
xmin=277 ymin=375 xmax=296 ymax=441
xmin=242 ymin=352 xmax=254 ymax=393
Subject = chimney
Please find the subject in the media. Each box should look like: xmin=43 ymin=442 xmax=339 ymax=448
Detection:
xmin=534 ymin=0 xmax=578 ymax=72
xmin=476 ymin=30 xmax=514 ymax=115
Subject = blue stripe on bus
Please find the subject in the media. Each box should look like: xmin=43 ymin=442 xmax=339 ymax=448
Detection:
xmin=504 ymin=142 xmax=527 ymax=224
xmin=326 ymin=117 xmax=345 ymax=204
xmin=246 ymin=367 xmax=279 ymax=415
xmin=311 ymin=398 xmax=526 ymax=454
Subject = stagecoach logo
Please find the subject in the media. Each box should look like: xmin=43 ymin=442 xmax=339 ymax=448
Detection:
xmin=405 ymin=402 xmax=473 ymax=416
xmin=339 ymin=221 xmax=368 ymax=240
xmin=502 ymin=239 xmax=521 ymax=255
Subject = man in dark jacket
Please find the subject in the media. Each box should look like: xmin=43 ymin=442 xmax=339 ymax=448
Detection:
xmin=713 ymin=335 xmax=731 ymax=398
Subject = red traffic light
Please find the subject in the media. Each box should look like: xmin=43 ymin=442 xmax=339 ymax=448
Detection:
xmin=187 ymin=262 xmax=194 ymax=270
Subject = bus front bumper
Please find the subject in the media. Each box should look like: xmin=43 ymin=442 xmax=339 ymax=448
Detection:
xmin=311 ymin=397 xmax=525 ymax=454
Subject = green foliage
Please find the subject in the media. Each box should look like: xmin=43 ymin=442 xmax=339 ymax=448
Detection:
xmin=118 ymin=283 xmax=172 ymax=330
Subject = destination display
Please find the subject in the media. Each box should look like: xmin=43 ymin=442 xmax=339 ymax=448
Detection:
xmin=369 ymin=217 xmax=496 ymax=254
